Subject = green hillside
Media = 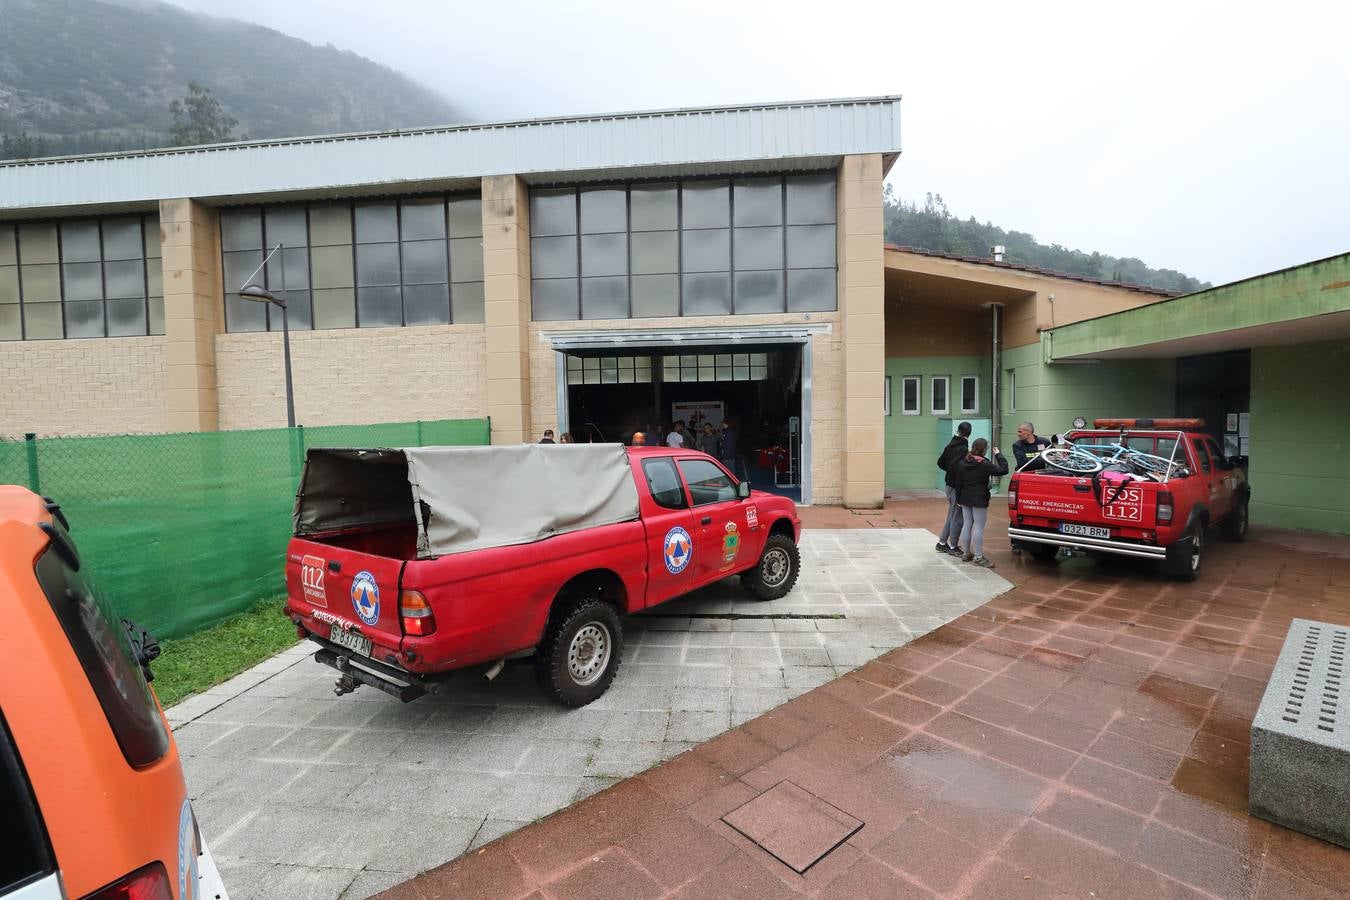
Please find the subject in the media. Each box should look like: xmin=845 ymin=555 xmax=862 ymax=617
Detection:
xmin=886 ymin=190 xmax=1210 ymax=293
xmin=0 ymin=0 xmax=459 ymax=157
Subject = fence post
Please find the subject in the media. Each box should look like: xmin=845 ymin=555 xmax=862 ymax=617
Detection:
xmin=24 ymin=433 xmax=40 ymax=494
xmin=416 ymin=419 xmax=424 ymax=447
xmin=485 ymin=416 xmax=491 ymax=445
xmin=289 ymin=425 xmax=306 ymax=478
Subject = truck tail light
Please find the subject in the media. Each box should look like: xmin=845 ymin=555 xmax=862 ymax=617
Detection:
xmin=401 ymin=590 xmax=436 ymax=636
xmin=1157 ymin=491 xmax=1174 ymax=525
xmin=1008 ymin=488 xmax=1017 ymax=509
xmin=86 ymin=862 xmax=173 ymax=900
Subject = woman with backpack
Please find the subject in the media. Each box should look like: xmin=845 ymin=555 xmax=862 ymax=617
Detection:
xmin=955 ymin=437 xmax=1008 ymax=568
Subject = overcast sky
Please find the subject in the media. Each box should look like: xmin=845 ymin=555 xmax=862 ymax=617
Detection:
xmin=166 ymin=0 xmax=1348 ymax=285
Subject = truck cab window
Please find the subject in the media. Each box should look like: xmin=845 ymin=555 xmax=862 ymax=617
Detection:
xmin=1191 ymin=438 xmax=1212 ymax=474
xmin=642 ymin=458 xmax=687 ymax=509
xmin=678 ymin=459 xmax=737 ymax=506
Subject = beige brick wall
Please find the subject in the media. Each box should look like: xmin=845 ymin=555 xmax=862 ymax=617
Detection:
xmin=482 ymin=175 xmax=532 ymax=445
xmin=0 ymin=337 xmax=169 ymax=437
xmin=527 ymin=312 xmax=844 ymax=504
xmin=215 ymin=325 xmax=487 ymax=429
xmin=160 ymin=198 xmax=224 ymax=431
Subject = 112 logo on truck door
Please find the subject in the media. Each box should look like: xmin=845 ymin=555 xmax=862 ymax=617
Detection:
xmin=1101 ymin=487 xmax=1144 ymax=523
xmin=301 ymin=555 xmax=328 ymax=606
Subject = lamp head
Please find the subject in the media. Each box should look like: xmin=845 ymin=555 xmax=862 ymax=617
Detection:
xmin=239 ymin=283 xmax=283 ymax=306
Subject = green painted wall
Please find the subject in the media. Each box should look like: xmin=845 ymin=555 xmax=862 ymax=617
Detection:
xmin=1248 ymin=341 xmax=1350 ymax=534
xmin=884 ymin=355 xmax=989 ymax=489
xmin=997 ymin=340 xmax=1176 ymax=445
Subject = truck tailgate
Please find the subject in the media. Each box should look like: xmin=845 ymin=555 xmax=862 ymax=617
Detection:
xmin=1014 ymin=473 xmax=1159 ymax=532
xmin=286 ymin=538 xmax=405 ymax=662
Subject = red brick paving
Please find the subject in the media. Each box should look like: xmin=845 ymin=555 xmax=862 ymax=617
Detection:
xmin=383 ymin=500 xmax=1350 ymax=899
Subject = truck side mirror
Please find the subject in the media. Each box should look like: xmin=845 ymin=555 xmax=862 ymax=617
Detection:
xmin=737 ymin=481 xmax=751 ymax=500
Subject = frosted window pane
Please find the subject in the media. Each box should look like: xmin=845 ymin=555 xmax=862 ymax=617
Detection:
xmin=143 ymin=219 xmax=162 ymax=259
xmin=682 ymin=229 xmax=729 ymax=273
xmin=63 ymin=261 xmax=103 ymax=302
xmin=681 ymin=181 xmax=729 ymax=229
xmin=265 ymin=248 xmax=310 ymax=290
xmin=581 ymin=276 xmax=628 ymax=319
xmin=733 ymin=226 xmax=783 ymax=271
xmin=0 ymin=266 xmax=17 ymax=303
xmin=104 ymin=259 xmax=145 ymax=299
xmin=355 ymin=204 xmax=398 ymax=243
xmin=530 ymin=190 xmax=576 ymax=236
xmin=531 ymin=278 xmax=579 ymax=320
xmin=787 ymin=268 xmax=837 ymax=312
xmin=580 ymin=188 xmax=626 ymax=234
xmin=631 ymin=274 xmax=678 ymax=318
xmin=225 ymin=293 xmax=267 ymax=332
xmin=402 ymin=240 xmax=447 ymax=284
xmin=530 ymin=235 xmax=578 ymax=279
xmin=631 ymin=232 xmax=677 ymax=275
xmin=103 ymin=218 xmax=144 ymax=260
xmin=450 ymin=237 xmax=483 ymax=283
xmin=358 ymin=285 xmax=402 ymax=326
xmin=220 ymin=211 xmax=262 ymax=251
xmin=65 ymin=300 xmax=103 ymax=337
xmin=356 ymin=243 xmax=400 ymax=286
xmin=630 ymin=184 xmax=677 ymax=231
xmin=734 ymin=270 xmax=784 ymax=314
xmin=312 ymin=288 xmax=356 ymax=329
xmin=0 ymin=226 xmax=15 ymax=266
xmin=734 ymin=178 xmax=782 ymax=226
xmin=786 ymin=174 xmax=837 ymax=225
xmin=787 ymin=224 xmax=836 ymax=269
xmin=681 ymin=272 xmax=730 ymax=315
xmin=403 ymin=283 xmax=450 ymax=325
xmin=311 ymin=245 xmax=354 ymax=289
xmin=61 ymin=221 xmax=102 ymax=262
xmin=107 ymin=297 xmax=147 ymax=336
xmin=581 ymin=233 xmax=627 ymax=277
xmin=451 ymin=281 xmax=485 ymax=324
xmin=24 ymin=301 xmax=63 ymax=339
xmin=448 ymin=198 xmax=482 ymax=238
xmin=399 ymin=200 xmax=446 ymax=241
xmin=148 ymin=297 xmax=165 ymax=335
xmin=309 ymin=207 xmax=352 ymax=246
xmin=20 ymin=264 xmax=60 ymax=302
xmin=264 ymin=207 xmax=308 ymax=249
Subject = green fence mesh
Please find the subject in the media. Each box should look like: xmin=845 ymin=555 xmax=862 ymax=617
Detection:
xmin=0 ymin=418 xmax=490 ymax=639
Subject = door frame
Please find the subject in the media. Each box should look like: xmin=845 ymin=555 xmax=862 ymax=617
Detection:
xmin=542 ymin=323 xmax=830 ymax=505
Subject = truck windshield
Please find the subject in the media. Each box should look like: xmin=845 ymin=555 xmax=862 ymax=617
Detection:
xmin=1126 ymin=436 xmax=1179 ymax=458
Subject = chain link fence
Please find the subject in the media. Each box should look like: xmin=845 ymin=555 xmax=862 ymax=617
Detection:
xmin=1 ymin=418 xmax=490 ymax=639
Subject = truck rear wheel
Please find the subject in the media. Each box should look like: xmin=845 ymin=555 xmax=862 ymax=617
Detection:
xmin=535 ymin=597 xmax=623 ymax=707
xmin=1166 ymin=523 xmax=1204 ymax=582
xmin=1027 ymin=543 xmax=1060 ymax=562
xmin=741 ymin=534 xmax=800 ymax=600
xmin=1222 ymin=500 xmax=1249 ymax=543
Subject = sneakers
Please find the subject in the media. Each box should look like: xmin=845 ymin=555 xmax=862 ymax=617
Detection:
xmin=935 ymin=541 xmax=948 ymax=553
xmin=970 ymin=556 xmax=995 ymax=568
xmin=946 ymin=545 xmax=965 ymax=557
xmin=962 ymin=552 xmax=974 ymax=562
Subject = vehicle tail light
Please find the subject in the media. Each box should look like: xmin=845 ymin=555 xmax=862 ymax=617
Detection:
xmin=401 ymin=590 xmax=436 ymax=636
xmin=1008 ymin=488 xmax=1017 ymax=509
xmin=86 ymin=862 xmax=173 ymax=900
xmin=1157 ymin=491 xmax=1174 ymax=524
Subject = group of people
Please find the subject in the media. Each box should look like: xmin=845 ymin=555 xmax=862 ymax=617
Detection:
xmin=936 ymin=421 xmax=1054 ymax=567
xmin=538 ymin=429 xmax=574 ymax=443
xmin=539 ymin=418 xmax=744 ymax=477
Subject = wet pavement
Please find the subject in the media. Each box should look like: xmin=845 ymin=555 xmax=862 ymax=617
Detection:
xmin=171 ymin=525 xmax=1009 ymax=899
xmin=387 ymin=500 xmax=1350 ymax=899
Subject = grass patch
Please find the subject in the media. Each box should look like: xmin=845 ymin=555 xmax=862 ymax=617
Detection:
xmin=151 ymin=598 xmax=299 ymax=708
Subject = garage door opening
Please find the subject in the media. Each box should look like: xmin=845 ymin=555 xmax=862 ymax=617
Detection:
xmin=562 ymin=345 xmax=805 ymax=501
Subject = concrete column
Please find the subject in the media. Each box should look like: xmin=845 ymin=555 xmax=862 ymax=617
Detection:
xmin=482 ymin=175 xmax=532 ymax=444
xmin=159 ymin=199 xmax=223 ymax=432
xmin=838 ymin=155 xmax=886 ymax=508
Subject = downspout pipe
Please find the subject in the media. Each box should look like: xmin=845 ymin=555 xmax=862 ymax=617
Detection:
xmin=989 ymin=303 xmax=1004 ymax=450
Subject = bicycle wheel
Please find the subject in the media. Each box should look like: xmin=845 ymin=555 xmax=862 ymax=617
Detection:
xmin=1126 ymin=452 xmax=1175 ymax=476
xmin=1041 ymin=447 xmax=1104 ymax=474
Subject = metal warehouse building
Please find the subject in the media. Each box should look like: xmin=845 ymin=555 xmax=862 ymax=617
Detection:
xmin=1 ymin=96 xmax=1346 ymax=529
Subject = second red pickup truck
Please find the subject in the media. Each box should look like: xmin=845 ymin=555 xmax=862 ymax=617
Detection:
xmin=1008 ymin=420 xmax=1250 ymax=581
xmin=284 ymin=444 xmax=801 ymax=706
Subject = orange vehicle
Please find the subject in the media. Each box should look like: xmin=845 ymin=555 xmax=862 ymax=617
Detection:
xmin=0 ymin=486 xmax=226 ymax=900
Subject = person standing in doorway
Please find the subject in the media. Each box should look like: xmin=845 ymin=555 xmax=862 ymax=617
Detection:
xmin=955 ymin=437 xmax=1008 ymax=568
xmin=667 ymin=421 xmax=686 ymax=448
xmin=631 ymin=431 xmax=647 ymax=446
xmin=559 ymin=432 xmax=574 ymax=443
xmin=539 ymin=429 xmax=556 ymax=444
xmin=720 ymin=419 xmax=741 ymax=479
xmin=699 ymin=422 xmax=721 ymax=457
xmin=936 ymin=422 xmax=971 ymax=555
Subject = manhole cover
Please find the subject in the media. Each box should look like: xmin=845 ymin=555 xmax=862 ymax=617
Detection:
xmin=722 ymin=780 xmax=863 ymax=873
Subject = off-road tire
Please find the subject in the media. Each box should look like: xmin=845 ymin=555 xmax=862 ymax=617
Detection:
xmin=740 ymin=534 xmax=801 ymax=601
xmin=1027 ymin=543 xmax=1060 ymax=563
xmin=1222 ymin=500 xmax=1249 ymax=543
xmin=534 ymin=597 xmax=623 ymax=707
xmin=1166 ymin=523 xmax=1205 ymax=582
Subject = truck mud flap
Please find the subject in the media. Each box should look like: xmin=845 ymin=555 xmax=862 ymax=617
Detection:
xmin=310 ymin=637 xmax=440 ymax=702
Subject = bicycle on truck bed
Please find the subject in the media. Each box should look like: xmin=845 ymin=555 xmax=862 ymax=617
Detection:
xmin=1039 ymin=439 xmax=1177 ymax=478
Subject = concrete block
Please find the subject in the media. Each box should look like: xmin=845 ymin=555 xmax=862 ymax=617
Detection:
xmin=1250 ymin=618 xmax=1350 ymax=849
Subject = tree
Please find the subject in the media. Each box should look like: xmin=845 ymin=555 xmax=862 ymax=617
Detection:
xmin=0 ymin=132 xmax=48 ymax=160
xmin=168 ymin=81 xmax=238 ymax=145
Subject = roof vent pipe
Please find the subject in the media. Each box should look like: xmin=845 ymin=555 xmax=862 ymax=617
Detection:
xmin=991 ymin=245 xmax=1006 ymax=263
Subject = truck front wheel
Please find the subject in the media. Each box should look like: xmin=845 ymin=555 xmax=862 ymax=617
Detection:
xmin=741 ymin=534 xmax=801 ymax=600
xmin=535 ymin=597 xmax=623 ymax=707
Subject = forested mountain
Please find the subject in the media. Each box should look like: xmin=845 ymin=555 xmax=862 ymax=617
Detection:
xmin=886 ymin=190 xmax=1209 ymax=293
xmin=0 ymin=0 xmax=459 ymax=158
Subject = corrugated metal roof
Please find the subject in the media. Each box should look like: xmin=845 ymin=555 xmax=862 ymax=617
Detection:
xmin=885 ymin=244 xmax=1175 ymax=296
xmin=0 ymin=96 xmax=901 ymax=216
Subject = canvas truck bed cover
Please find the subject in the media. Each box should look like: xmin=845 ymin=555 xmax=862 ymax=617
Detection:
xmin=293 ymin=444 xmax=641 ymax=557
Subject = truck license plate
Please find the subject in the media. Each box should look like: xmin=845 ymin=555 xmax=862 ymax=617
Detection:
xmin=1060 ymin=523 xmax=1110 ymax=539
xmin=329 ymin=624 xmax=372 ymax=657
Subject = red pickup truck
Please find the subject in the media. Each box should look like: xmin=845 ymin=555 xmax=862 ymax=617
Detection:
xmin=1007 ymin=420 xmax=1250 ymax=580
xmin=283 ymin=444 xmax=800 ymax=706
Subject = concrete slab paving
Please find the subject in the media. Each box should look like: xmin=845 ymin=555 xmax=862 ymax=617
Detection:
xmin=177 ymin=528 xmax=1010 ymax=899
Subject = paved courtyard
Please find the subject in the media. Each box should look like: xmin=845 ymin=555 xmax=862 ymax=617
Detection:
xmin=171 ymin=528 xmax=1010 ymax=900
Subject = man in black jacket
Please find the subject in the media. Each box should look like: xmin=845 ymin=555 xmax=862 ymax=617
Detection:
xmin=1010 ymin=422 xmax=1052 ymax=555
xmin=935 ymin=422 xmax=971 ymax=554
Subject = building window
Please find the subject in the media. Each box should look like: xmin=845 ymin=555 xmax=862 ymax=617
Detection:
xmin=661 ymin=352 xmax=768 ymax=383
xmin=529 ymin=173 xmax=836 ymax=321
xmin=931 ymin=376 xmax=950 ymax=415
xmin=0 ymin=217 xmax=162 ymax=342
xmin=566 ymin=354 xmax=653 ymax=385
xmin=960 ymin=375 xmax=979 ymax=415
xmin=220 ymin=195 xmax=483 ymax=333
xmin=884 ymin=375 xmax=892 ymax=416
xmin=901 ymin=376 xmax=920 ymax=415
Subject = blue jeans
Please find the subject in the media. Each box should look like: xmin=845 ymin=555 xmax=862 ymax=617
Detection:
xmin=960 ymin=506 xmax=989 ymax=557
xmin=939 ymin=485 xmax=963 ymax=545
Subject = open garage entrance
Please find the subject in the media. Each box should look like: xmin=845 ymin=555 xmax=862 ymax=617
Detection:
xmin=547 ymin=326 xmax=825 ymax=503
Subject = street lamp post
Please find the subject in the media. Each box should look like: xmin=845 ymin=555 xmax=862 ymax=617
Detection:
xmin=238 ymin=244 xmax=296 ymax=428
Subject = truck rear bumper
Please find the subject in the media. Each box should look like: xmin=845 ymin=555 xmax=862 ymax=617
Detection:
xmin=308 ymin=634 xmax=442 ymax=702
xmin=1009 ymin=526 xmax=1167 ymax=560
